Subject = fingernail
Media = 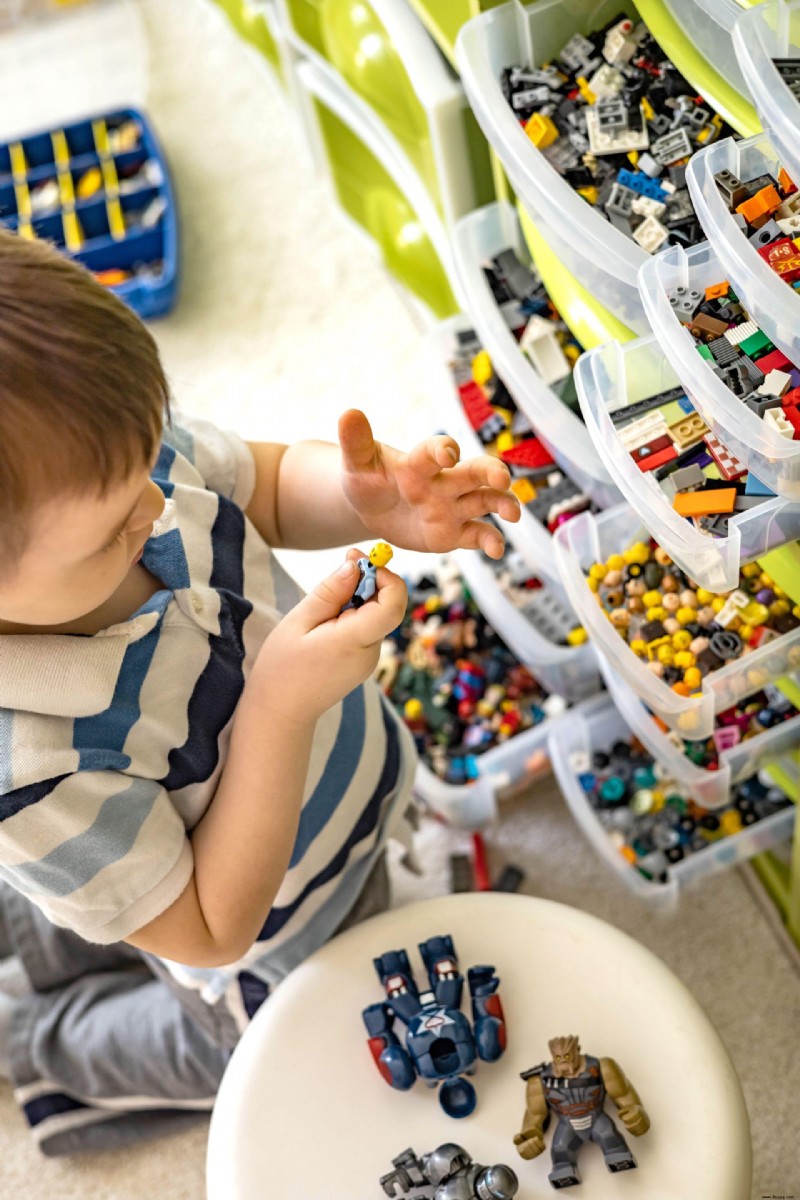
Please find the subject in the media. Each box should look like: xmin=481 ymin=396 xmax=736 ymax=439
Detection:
xmin=445 ymin=446 xmax=458 ymax=464
xmin=338 ymin=560 xmax=355 ymax=576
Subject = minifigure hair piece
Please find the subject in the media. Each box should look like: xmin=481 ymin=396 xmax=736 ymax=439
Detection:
xmin=0 ymin=230 xmax=170 ymax=578
xmin=548 ymin=1035 xmax=580 ymax=1060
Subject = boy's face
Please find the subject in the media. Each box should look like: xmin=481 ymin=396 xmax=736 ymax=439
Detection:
xmin=0 ymin=461 xmax=165 ymax=629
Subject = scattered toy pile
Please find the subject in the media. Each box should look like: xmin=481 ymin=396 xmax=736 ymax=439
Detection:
xmin=678 ymin=682 xmax=800 ymax=767
xmin=502 ymin=13 xmax=736 ymax=253
xmin=379 ymin=566 xmax=565 ymax=785
xmin=714 ymin=156 xmax=800 ymax=292
xmin=586 ymin=539 xmax=800 ymax=692
xmin=450 ymin=324 xmax=595 ymax=536
xmin=668 ymin=278 xmax=800 ymax=447
xmin=572 ymin=736 xmax=793 ymax=882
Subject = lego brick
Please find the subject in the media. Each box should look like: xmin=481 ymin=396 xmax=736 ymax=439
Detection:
xmin=586 ymin=105 xmax=649 ymax=156
xmin=669 ymin=286 xmax=703 ymax=322
xmin=763 ymin=408 xmax=795 ymax=438
xmin=662 ymin=463 xmax=706 ymax=495
xmin=702 ymin=434 xmax=746 ymax=481
xmin=632 ymin=214 xmax=668 ymax=253
xmin=500 ymin=440 xmax=555 ymax=469
xmin=635 ymin=443 xmax=678 ymax=472
xmin=758 ymin=369 xmax=792 ymax=397
xmin=745 ymin=473 xmax=776 ymax=496
xmin=618 ymin=410 xmax=668 ymax=451
xmin=667 ymin=411 xmax=709 ymax=450
xmin=673 ymin=487 xmax=737 ymax=517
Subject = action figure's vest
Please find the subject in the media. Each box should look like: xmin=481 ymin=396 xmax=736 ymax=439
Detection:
xmin=540 ymin=1056 xmax=605 ymax=1130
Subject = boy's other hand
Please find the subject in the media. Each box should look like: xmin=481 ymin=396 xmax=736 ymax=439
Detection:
xmin=253 ymin=549 xmax=407 ymax=725
xmin=338 ymin=409 xmax=520 ymax=561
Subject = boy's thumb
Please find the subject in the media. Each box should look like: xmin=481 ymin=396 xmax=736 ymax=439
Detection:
xmin=299 ymin=558 xmax=360 ymax=629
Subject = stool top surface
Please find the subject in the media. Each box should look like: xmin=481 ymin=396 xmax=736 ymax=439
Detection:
xmin=207 ymin=892 xmax=751 ymax=1200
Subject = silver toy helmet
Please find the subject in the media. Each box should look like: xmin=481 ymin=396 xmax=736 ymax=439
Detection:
xmin=474 ymin=1164 xmax=519 ymax=1200
xmin=426 ymin=1143 xmax=471 ymax=1185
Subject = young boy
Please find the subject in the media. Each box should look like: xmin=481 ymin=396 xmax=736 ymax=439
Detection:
xmin=0 ymin=231 xmax=520 ymax=1155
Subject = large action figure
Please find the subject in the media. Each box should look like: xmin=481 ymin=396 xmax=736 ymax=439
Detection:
xmin=380 ymin=1143 xmax=518 ymax=1200
xmin=363 ymin=934 xmax=505 ymax=1117
xmin=514 ymin=1035 xmax=650 ymax=1189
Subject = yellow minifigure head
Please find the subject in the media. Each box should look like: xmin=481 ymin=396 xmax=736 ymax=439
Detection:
xmin=369 ymin=541 xmax=393 ymax=568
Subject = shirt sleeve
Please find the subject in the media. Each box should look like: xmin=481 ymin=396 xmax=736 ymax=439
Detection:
xmin=0 ymin=769 xmax=195 ymax=945
xmin=161 ymin=408 xmax=256 ymax=511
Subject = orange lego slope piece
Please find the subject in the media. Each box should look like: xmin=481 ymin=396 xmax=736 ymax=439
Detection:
xmin=672 ymin=488 xmax=737 ymax=517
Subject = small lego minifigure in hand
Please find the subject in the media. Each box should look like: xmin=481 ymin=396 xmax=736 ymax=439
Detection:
xmin=338 ymin=410 xmax=520 ymax=561
xmin=340 ymin=541 xmax=393 ymax=611
xmin=514 ymin=1034 xmax=650 ymax=1190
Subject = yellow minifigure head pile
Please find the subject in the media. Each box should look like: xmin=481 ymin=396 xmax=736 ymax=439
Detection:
xmin=369 ymin=541 xmax=393 ymax=568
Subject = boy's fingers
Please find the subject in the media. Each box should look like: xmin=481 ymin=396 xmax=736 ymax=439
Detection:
xmin=338 ymin=410 xmax=378 ymax=472
xmin=457 ymin=487 xmax=521 ymax=523
xmin=439 ymin=455 xmax=511 ymax=495
xmin=406 ymin=435 xmax=460 ymax=479
xmin=460 ymin=519 xmax=505 ymax=559
xmin=297 ymin=557 xmax=363 ymax=630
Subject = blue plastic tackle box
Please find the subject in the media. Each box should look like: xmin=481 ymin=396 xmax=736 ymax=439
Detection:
xmin=0 ymin=0 xmax=178 ymax=319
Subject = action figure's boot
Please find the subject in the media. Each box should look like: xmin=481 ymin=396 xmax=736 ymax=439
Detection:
xmin=548 ymin=1162 xmax=581 ymax=1189
xmin=604 ymin=1149 xmax=637 ymax=1173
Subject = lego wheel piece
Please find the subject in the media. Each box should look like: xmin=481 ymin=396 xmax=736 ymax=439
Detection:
xmin=439 ymin=1075 xmax=477 ymax=1119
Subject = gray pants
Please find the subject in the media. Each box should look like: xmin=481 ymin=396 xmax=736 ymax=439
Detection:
xmin=0 ymin=858 xmax=389 ymax=1156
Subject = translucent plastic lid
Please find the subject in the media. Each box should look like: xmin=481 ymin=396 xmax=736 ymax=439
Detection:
xmin=0 ymin=0 xmax=147 ymax=141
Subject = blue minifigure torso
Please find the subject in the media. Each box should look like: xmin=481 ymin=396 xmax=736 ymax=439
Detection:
xmin=362 ymin=934 xmax=506 ymax=1118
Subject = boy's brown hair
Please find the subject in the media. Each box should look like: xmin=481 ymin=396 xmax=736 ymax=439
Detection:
xmin=0 ymin=229 xmax=170 ymax=577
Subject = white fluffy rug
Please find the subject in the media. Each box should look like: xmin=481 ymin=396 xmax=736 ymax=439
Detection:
xmin=0 ymin=2 xmax=796 ymax=1196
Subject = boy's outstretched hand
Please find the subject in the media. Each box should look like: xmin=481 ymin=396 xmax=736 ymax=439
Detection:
xmin=339 ymin=409 xmax=521 ymax=560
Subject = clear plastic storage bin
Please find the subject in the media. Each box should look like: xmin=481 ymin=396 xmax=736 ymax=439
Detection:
xmin=455 ymin=0 xmax=651 ymax=334
xmin=430 ymin=315 xmax=565 ymax=585
xmin=658 ymin=0 xmax=748 ymax=101
xmin=687 ymin=133 xmax=800 ymax=368
xmin=548 ymin=691 xmax=796 ymax=909
xmin=734 ymin=0 xmax=800 ymax=187
xmin=450 ymin=201 xmax=621 ymax=508
xmin=639 ymin=239 xmax=800 ymax=502
xmin=413 ymin=714 xmax=554 ymax=829
xmin=453 ymin=546 xmax=600 ymax=702
xmin=552 ymin=503 xmax=800 ymax=739
xmin=600 ymin=656 xmax=800 ymax=810
xmin=575 ymin=333 xmax=800 ymax=592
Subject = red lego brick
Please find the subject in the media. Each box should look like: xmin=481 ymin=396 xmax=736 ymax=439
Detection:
xmin=458 ymin=381 xmax=494 ymax=431
xmin=754 ymin=348 xmax=793 ymax=375
xmin=500 ymin=439 xmax=555 ymax=469
xmin=784 ymin=405 xmax=800 ymax=439
xmin=756 ymin=237 xmax=800 ymax=282
xmin=636 ymin=444 xmax=678 ymax=472
xmin=703 ymin=433 xmax=747 ymax=481
xmin=631 ymin=434 xmax=673 ymax=464
xmin=782 ymin=388 xmax=800 ymax=408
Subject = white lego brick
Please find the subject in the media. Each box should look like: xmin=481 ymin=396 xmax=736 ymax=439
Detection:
xmin=586 ymin=106 xmax=649 ymax=156
xmin=632 ymin=214 xmax=668 ymax=253
xmin=758 ymin=369 xmax=792 ymax=397
xmin=519 ymin=315 xmax=570 ymax=385
xmin=631 ymin=194 xmax=666 ymax=219
xmin=618 ymin=410 xmax=668 ymax=451
xmin=764 ymin=408 xmax=794 ymax=438
xmin=776 ymin=215 xmax=800 ymax=237
xmin=587 ymin=63 xmax=624 ymax=98
xmin=724 ymin=320 xmax=758 ymax=346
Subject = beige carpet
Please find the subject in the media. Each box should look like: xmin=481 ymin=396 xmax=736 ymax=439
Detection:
xmin=0 ymin=2 xmax=797 ymax=1197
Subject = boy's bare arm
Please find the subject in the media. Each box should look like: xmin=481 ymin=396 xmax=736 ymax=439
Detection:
xmin=245 ymin=410 xmax=519 ymax=557
xmin=125 ymin=553 xmax=407 ymax=968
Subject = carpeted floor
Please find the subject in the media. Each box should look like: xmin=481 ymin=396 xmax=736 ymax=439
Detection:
xmin=0 ymin=3 xmax=797 ymax=1197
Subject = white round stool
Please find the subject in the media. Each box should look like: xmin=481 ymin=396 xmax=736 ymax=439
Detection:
xmin=206 ymin=893 xmax=751 ymax=1199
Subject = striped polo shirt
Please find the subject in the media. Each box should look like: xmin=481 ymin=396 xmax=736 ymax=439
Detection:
xmin=0 ymin=412 xmax=415 ymax=998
